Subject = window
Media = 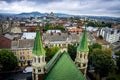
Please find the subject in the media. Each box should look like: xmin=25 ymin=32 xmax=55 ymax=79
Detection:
xmin=38 ymin=69 xmax=41 ymax=72
xmin=34 ymin=57 xmax=36 ymax=62
xmin=38 ymin=57 xmax=40 ymax=63
xmin=20 ymin=56 xmax=25 ymax=61
xmin=42 ymin=57 xmax=44 ymax=62
xmin=84 ymin=54 xmax=86 ymax=59
xmin=80 ymin=54 xmax=82 ymax=58
xmin=28 ymin=55 xmax=30 ymax=59
xmin=33 ymin=69 xmax=35 ymax=72
xmin=111 ymin=31 xmax=114 ymax=34
xmin=78 ymin=64 xmax=81 ymax=67
xmin=117 ymin=30 xmax=120 ymax=33
xmin=83 ymin=63 xmax=86 ymax=67
xmin=20 ymin=52 xmax=22 ymax=55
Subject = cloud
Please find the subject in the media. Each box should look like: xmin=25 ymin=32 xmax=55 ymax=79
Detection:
xmin=0 ymin=0 xmax=120 ymax=17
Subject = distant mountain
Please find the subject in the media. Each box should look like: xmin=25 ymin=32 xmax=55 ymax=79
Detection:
xmin=0 ymin=11 xmax=119 ymax=18
xmin=17 ymin=11 xmax=73 ymax=17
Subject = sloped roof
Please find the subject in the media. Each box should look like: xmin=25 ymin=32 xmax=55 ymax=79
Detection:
xmin=32 ymin=29 xmax=46 ymax=56
xmin=45 ymin=51 xmax=86 ymax=80
xmin=77 ymin=28 xmax=89 ymax=52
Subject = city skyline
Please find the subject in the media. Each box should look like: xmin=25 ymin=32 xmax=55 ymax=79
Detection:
xmin=0 ymin=0 xmax=120 ymax=17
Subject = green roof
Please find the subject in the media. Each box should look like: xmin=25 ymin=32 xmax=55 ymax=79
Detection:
xmin=45 ymin=51 xmax=86 ymax=80
xmin=32 ymin=29 xmax=46 ymax=56
xmin=45 ymin=50 xmax=61 ymax=72
xmin=77 ymin=27 xmax=89 ymax=52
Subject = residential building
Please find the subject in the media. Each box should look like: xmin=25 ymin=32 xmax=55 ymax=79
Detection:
xmin=12 ymin=48 xmax=32 ymax=66
xmin=0 ymin=35 xmax=12 ymax=49
xmin=97 ymin=27 xmax=120 ymax=43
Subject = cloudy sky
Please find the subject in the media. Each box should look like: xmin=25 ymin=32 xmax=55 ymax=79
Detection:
xmin=0 ymin=0 xmax=120 ymax=17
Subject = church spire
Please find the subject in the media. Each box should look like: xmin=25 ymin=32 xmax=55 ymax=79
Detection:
xmin=32 ymin=28 xmax=46 ymax=56
xmin=77 ymin=27 xmax=89 ymax=52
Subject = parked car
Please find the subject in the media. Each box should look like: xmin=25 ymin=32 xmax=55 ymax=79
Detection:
xmin=23 ymin=67 xmax=32 ymax=73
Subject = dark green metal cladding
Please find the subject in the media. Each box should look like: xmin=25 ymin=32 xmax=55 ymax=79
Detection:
xmin=77 ymin=27 xmax=89 ymax=52
xmin=32 ymin=29 xmax=46 ymax=56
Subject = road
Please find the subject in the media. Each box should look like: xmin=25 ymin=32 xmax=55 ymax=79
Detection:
xmin=1 ymin=72 xmax=32 ymax=80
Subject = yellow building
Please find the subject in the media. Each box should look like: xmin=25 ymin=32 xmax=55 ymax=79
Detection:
xmin=11 ymin=48 xmax=33 ymax=67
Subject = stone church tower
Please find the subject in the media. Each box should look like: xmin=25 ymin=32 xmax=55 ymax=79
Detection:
xmin=75 ymin=27 xmax=89 ymax=76
xmin=32 ymin=28 xmax=46 ymax=80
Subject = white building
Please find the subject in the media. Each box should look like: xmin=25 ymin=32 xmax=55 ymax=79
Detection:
xmin=97 ymin=27 xmax=120 ymax=43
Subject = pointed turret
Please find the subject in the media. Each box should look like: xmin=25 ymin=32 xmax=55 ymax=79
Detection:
xmin=32 ymin=28 xmax=46 ymax=56
xmin=32 ymin=28 xmax=46 ymax=80
xmin=75 ymin=27 xmax=89 ymax=76
xmin=77 ymin=27 xmax=89 ymax=52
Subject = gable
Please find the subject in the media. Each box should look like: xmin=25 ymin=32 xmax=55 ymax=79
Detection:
xmin=45 ymin=51 xmax=86 ymax=80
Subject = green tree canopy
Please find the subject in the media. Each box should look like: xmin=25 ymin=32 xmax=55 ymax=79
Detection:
xmin=67 ymin=44 xmax=77 ymax=60
xmin=46 ymin=46 xmax=60 ymax=61
xmin=0 ymin=49 xmax=18 ymax=71
xmin=89 ymin=48 xmax=115 ymax=78
xmin=91 ymin=43 xmax=102 ymax=49
xmin=115 ymin=50 xmax=120 ymax=73
xmin=103 ymin=48 xmax=112 ymax=57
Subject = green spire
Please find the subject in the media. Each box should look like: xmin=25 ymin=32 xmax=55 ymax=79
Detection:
xmin=32 ymin=28 xmax=46 ymax=56
xmin=77 ymin=27 xmax=89 ymax=52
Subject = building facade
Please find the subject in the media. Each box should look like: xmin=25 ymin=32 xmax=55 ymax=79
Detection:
xmin=0 ymin=35 xmax=12 ymax=49
xmin=97 ymin=27 xmax=120 ymax=43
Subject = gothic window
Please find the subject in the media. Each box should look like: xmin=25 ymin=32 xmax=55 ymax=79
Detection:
xmin=34 ymin=57 xmax=36 ymax=62
xmin=83 ymin=63 xmax=86 ymax=67
xmin=38 ymin=69 xmax=41 ymax=72
xmin=80 ymin=54 xmax=82 ymax=58
xmin=78 ymin=64 xmax=81 ymax=67
xmin=42 ymin=57 xmax=44 ymax=62
xmin=33 ymin=69 xmax=35 ymax=72
xmin=28 ymin=55 xmax=30 ymax=59
xmin=84 ymin=54 xmax=86 ymax=59
xmin=38 ymin=57 xmax=40 ymax=63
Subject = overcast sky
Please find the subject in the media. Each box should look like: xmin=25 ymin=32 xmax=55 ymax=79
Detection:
xmin=0 ymin=0 xmax=120 ymax=17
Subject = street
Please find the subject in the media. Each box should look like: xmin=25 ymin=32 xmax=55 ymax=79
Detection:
xmin=1 ymin=72 xmax=32 ymax=80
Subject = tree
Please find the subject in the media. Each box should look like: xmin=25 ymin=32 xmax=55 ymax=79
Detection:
xmin=87 ymin=21 xmax=95 ymax=27
xmin=103 ymin=48 xmax=112 ymax=57
xmin=0 ymin=49 xmax=18 ymax=71
xmin=46 ymin=46 xmax=60 ymax=61
xmin=115 ymin=50 xmax=120 ymax=73
xmin=89 ymin=48 xmax=115 ymax=79
xmin=91 ymin=43 xmax=102 ymax=49
xmin=67 ymin=44 xmax=77 ymax=60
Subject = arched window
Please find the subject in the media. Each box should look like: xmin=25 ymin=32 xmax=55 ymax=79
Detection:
xmin=34 ymin=57 xmax=36 ymax=62
xmin=42 ymin=57 xmax=44 ymax=62
xmin=78 ymin=64 xmax=81 ymax=67
xmin=80 ymin=54 xmax=82 ymax=58
xmin=84 ymin=54 xmax=86 ymax=59
xmin=83 ymin=63 xmax=86 ymax=67
xmin=38 ymin=57 xmax=40 ymax=63
xmin=38 ymin=69 xmax=41 ymax=72
xmin=33 ymin=69 xmax=35 ymax=72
